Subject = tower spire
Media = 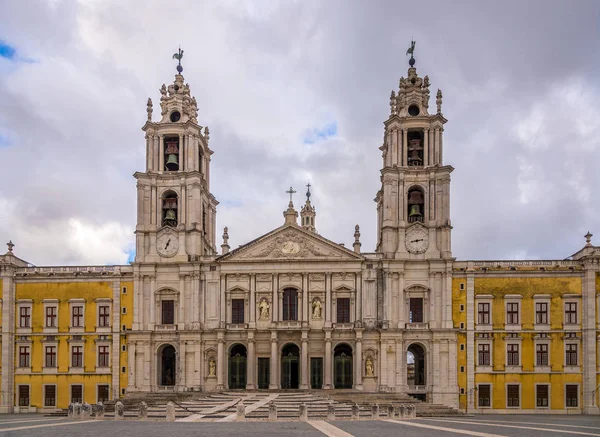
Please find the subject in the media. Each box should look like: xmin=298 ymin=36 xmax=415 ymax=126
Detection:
xmin=300 ymin=183 xmax=316 ymax=232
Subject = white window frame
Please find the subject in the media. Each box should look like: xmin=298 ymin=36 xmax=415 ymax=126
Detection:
xmin=69 ymin=299 xmax=86 ymax=333
xmin=69 ymin=383 xmax=84 ymax=404
xmin=16 ymin=343 xmax=31 ymax=373
xmin=533 ymin=334 xmax=551 ymax=372
xmin=533 ymin=294 xmax=550 ymax=331
xmin=477 ymin=383 xmax=493 ymax=409
xmin=43 ymin=383 xmax=57 ymax=408
xmin=505 ymin=336 xmax=522 ymax=372
xmin=17 ymin=384 xmax=31 ymax=407
xmin=535 ymin=383 xmax=551 ymax=409
xmin=95 ymin=298 xmax=112 ymax=333
xmin=96 ymin=341 xmax=111 ymax=373
xmin=504 ymin=295 xmax=522 ymax=331
xmin=563 ymin=295 xmax=581 ymax=331
xmin=476 ymin=339 xmax=493 ymax=372
xmin=42 ymin=299 xmax=59 ymax=333
xmin=16 ymin=299 xmax=33 ymax=334
xmin=69 ymin=341 xmax=85 ymax=373
xmin=42 ymin=340 xmax=59 ymax=374
xmin=96 ymin=383 xmax=111 ymax=403
xmin=506 ymin=383 xmax=521 ymax=409
xmin=475 ymin=295 xmax=493 ymax=331
xmin=333 ymin=288 xmax=354 ymax=325
xmin=564 ymin=340 xmax=580 ymax=372
xmin=565 ymin=383 xmax=580 ymax=409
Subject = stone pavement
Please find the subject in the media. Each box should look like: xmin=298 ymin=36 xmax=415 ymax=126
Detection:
xmin=1 ymin=414 xmax=600 ymax=436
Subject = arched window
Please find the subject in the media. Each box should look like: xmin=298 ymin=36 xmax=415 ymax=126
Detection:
xmin=282 ymin=288 xmax=298 ymax=321
xmin=162 ymin=191 xmax=178 ymax=227
xmin=407 ymin=186 xmax=424 ymax=223
xmin=407 ymin=130 xmax=424 ymax=166
xmin=164 ymin=136 xmax=180 ymax=171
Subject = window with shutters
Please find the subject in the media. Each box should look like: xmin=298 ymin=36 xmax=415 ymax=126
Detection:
xmin=478 ymin=344 xmax=490 ymax=366
xmin=282 ymin=289 xmax=298 ymax=321
xmin=409 ymin=298 xmax=423 ymax=323
xmin=507 ymin=344 xmax=519 ymax=366
xmin=507 ymin=384 xmax=520 ymax=407
xmin=231 ymin=299 xmax=245 ymax=324
xmin=566 ymin=344 xmax=578 ymax=366
xmin=506 ymin=303 xmax=519 ymax=325
xmin=45 ymin=346 xmax=57 ymax=368
xmin=18 ymin=346 xmax=30 ymax=368
xmin=18 ymin=385 xmax=30 ymax=406
xmin=71 ymin=385 xmax=83 ymax=404
xmin=535 ymin=302 xmax=548 ymax=324
xmin=44 ymin=385 xmax=56 ymax=407
xmin=19 ymin=307 xmax=31 ymax=328
xmin=71 ymin=346 xmax=83 ymax=368
xmin=536 ymin=344 xmax=548 ymax=366
xmin=566 ymin=385 xmax=578 ymax=407
xmin=98 ymin=345 xmax=110 ymax=367
xmin=46 ymin=306 xmax=57 ymax=328
xmin=337 ymin=298 xmax=350 ymax=323
xmin=98 ymin=305 xmax=110 ymax=327
xmin=565 ymin=302 xmax=577 ymax=325
xmin=98 ymin=384 xmax=110 ymax=403
xmin=536 ymin=385 xmax=549 ymax=407
xmin=162 ymin=300 xmax=175 ymax=325
xmin=477 ymin=302 xmax=490 ymax=325
xmin=478 ymin=384 xmax=491 ymax=407
xmin=72 ymin=306 xmax=84 ymax=327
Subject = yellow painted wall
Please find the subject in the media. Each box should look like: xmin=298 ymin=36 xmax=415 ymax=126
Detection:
xmin=119 ymin=281 xmax=133 ymax=395
xmin=452 ymin=278 xmax=467 ymax=410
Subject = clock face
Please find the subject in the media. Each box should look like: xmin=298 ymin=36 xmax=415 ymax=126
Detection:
xmin=405 ymin=227 xmax=429 ymax=254
xmin=157 ymin=231 xmax=179 ymax=257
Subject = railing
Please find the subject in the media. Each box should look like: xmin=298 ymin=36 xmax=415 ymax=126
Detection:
xmin=155 ymin=324 xmax=177 ymax=332
xmin=471 ymin=260 xmax=580 ymax=268
xmin=278 ymin=321 xmax=302 ymax=329
xmin=226 ymin=323 xmax=248 ymax=330
xmin=16 ymin=266 xmax=119 ymax=275
xmin=405 ymin=322 xmax=429 ymax=330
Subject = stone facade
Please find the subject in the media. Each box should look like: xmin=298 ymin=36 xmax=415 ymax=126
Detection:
xmin=0 ymin=60 xmax=599 ymax=414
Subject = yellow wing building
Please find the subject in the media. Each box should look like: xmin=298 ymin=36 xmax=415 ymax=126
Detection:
xmin=1 ymin=52 xmax=599 ymax=415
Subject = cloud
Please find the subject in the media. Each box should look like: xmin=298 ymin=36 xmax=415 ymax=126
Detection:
xmin=0 ymin=0 xmax=599 ymax=266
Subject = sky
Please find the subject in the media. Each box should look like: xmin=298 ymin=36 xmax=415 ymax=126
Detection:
xmin=0 ymin=0 xmax=599 ymax=266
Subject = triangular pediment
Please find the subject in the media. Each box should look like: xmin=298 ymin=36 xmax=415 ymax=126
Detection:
xmin=218 ymin=225 xmax=363 ymax=262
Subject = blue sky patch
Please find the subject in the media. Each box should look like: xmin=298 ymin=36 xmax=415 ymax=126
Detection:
xmin=126 ymin=248 xmax=136 ymax=263
xmin=303 ymin=122 xmax=338 ymax=145
xmin=0 ymin=133 xmax=11 ymax=148
xmin=0 ymin=41 xmax=16 ymax=60
xmin=221 ymin=199 xmax=243 ymax=207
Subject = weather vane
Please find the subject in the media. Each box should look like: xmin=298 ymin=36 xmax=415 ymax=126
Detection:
xmin=172 ymin=47 xmax=184 ymax=73
xmin=286 ymin=186 xmax=297 ymax=203
xmin=406 ymin=40 xmax=416 ymax=67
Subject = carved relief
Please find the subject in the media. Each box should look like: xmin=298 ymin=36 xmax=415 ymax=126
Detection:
xmin=239 ymin=230 xmax=343 ymax=259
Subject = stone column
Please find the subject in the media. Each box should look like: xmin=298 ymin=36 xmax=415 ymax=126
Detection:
xmin=178 ymin=341 xmax=186 ymax=388
xmin=246 ymin=338 xmax=256 ymax=390
xmin=582 ymin=260 xmax=600 ymax=414
xmin=324 ymin=335 xmax=332 ymax=389
xmin=1 ymin=269 xmax=15 ymax=413
xmin=180 ymin=184 xmax=186 ymax=226
xmin=217 ymin=337 xmax=225 ymax=390
xmin=179 ymin=133 xmax=184 ymax=171
xmin=355 ymin=337 xmax=363 ymax=390
xmin=128 ymin=342 xmax=136 ymax=390
xmin=300 ymin=337 xmax=309 ymax=389
xmin=145 ymin=134 xmax=151 ymax=171
xmin=402 ymin=129 xmax=408 ymax=166
xmin=178 ymin=274 xmax=186 ymax=329
xmin=220 ymin=275 xmax=226 ymax=324
xmin=391 ymin=128 xmax=398 ymax=166
xmin=434 ymin=128 xmax=440 ymax=165
xmin=325 ymin=273 xmax=332 ymax=327
xmin=159 ymin=135 xmax=164 ymax=171
xmin=249 ymin=274 xmax=256 ymax=326
xmin=272 ymin=275 xmax=278 ymax=322
xmin=423 ymin=128 xmax=429 ymax=166
xmin=269 ymin=333 xmax=278 ymax=389
xmin=133 ymin=273 xmax=141 ymax=330
xmin=149 ymin=275 xmax=156 ymax=329
xmin=303 ymin=274 xmax=309 ymax=324
xmin=395 ymin=338 xmax=403 ymax=390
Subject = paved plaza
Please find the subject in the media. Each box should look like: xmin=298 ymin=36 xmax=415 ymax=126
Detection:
xmin=1 ymin=414 xmax=600 ymax=437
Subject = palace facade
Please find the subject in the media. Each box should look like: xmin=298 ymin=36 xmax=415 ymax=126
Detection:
xmin=1 ymin=58 xmax=599 ymax=414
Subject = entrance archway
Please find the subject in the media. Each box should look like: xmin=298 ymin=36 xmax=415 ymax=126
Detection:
xmin=407 ymin=344 xmax=426 ymax=386
xmin=334 ymin=344 xmax=353 ymax=389
xmin=228 ymin=344 xmax=247 ymax=389
xmin=159 ymin=344 xmax=176 ymax=386
xmin=281 ymin=343 xmax=300 ymax=389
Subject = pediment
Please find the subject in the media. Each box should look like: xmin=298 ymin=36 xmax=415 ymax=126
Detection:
xmin=218 ymin=225 xmax=363 ymax=262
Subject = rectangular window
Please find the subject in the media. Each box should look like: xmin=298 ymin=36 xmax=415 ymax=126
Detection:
xmin=98 ymin=345 xmax=110 ymax=367
xmin=565 ymin=302 xmax=577 ymax=324
xmin=507 ymin=384 xmax=520 ymax=407
xmin=18 ymin=346 xmax=30 ymax=368
xmin=72 ymin=306 xmax=84 ymax=327
xmin=98 ymin=384 xmax=109 ymax=403
xmin=566 ymin=344 xmax=578 ymax=366
xmin=161 ymin=300 xmax=175 ymax=325
xmin=535 ymin=302 xmax=548 ymax=324
xmin=72 ymin=346 xmax=83 ymax=367
xmin=507 ymin=344 xmax=519 ymax=366
xmin=45 ymin=306 xmax=57 ymax=327
xmin=71 ymin=385 xmax=83 ymax=404
xmin=98 ymin=305 xmax=110 ymax=327
xmin=45 ymin=346 xmax=57 ymax=368
xmin=337 ymin=298 xmax=351 ymax=323
xmin=44 ymin=385 xmax=56 ymax=407
xmin=231 ymin=299 xmax=245 ymax=324
xmin=536 ymin=344 xmax=548 ymax=366
xmin=536 ymin=385 xmax=549 ymax=407
xmin=477 ymin=302 xmax=490 ymax=324
xmin=282 ymin=289 xmax=298 ymax=321
xmin=506 ymin=303 xmax=519 ymax=324
xmin=409 ymin=298 xmax=423 ymax=323
xmin=18 ymin=386 xmax=30 ymax=407
xmin=19 ymin=307 xmax=31 ymax=328
xmin=478 ymin=384 xmax=491 ymax=407
xmin=478 ymin=344 xmax=490 ymax=366
xmin=566 ymin=385 xmax=578 ymax=407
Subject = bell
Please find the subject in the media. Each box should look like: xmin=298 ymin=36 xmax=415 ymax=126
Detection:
xmin=409 ymin=204 xmax=422 ymax=217
xmin=408 ymin=190 xmax=424 ymax=204
xmin=165 ymin=209 xmax=177 ymax=221
xmin=165 ymin=154 xmax=179 ymax=171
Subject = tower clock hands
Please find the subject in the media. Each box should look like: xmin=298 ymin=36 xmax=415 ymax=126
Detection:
xmin=410 ymin=238 xmax=424 ymax=243
xmin=164 ymin=239 xmax=171 ymax=250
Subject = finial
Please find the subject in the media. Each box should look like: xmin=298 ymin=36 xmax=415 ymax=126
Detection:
xmin=406 ymin=40 xmax=416 ymax=67
xmin=6 ymin=240 xmax=14 ymax=253
xmin=286 ymin=186 xmax=297 ymax=203
xmin=172 ymin=47 xmax=184 ymax=73
xmin=221 ymin=227 xmax=230 ymax=255
xmin=585 ymin=231 xmax=593 ymax=246
xmin=306 ymin=183 xmax=311 ymax=200
xmin=436 ymin=89 xmax=443 ymax=115
xmin=390 ymin=90 xmax=397 ymax=115
xmin=353 ymin=225 xmax=361 ymax=254
xmin=204 ymin=126 xmax=210 ymax=143
xmin=146 ymin=98 xmax=153 ymax=121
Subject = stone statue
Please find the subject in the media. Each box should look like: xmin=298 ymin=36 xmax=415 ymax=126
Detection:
xmin=146 ymin=98 xmax=153 ymax=121
xmin=208 ymin=359 xmax=216 ymax=376
xmin=365 ymin=357 xmax=374 ymax=377
xmin=159 ymin=84 xmax=167 ymax=99
xmin=312 ymin=298 xmax=322 ymax=319
xmin=259 ymin=299 xmax=270 ymax=320
xmin=436 ymin=89 xmax=443 ymax=114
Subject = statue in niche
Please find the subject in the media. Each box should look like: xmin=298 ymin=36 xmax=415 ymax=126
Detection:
xmin=365 ymin=357 xmax=374 ymax=377
xmin=259 ymin=298 xmax=270 ymax=320
xmin=208 ymin=359 xmax=216 ymax=376
xmin=312 ymin=298 xmax=322 ymax=319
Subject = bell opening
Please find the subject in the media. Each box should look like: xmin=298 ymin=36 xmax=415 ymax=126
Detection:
xmin=164 ymin=137 xmax=180 ymax=171
xmin=407 ymin=130 xmax=424 ymax=167
xmin=162 ymin=192 xmax=179 ymax=228
xmin=407 ymin=186 xmax=425 ymax=223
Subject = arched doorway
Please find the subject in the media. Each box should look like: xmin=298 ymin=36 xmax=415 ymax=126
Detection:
xmin=159 ymin=344 xmax=176 ymax=386
xmin=407 ymin=344 xmax=426 ymax=386
xmin=228 ymin=344 xmax=247 ymax=389
xmin=334 ymin=344 xmax=353 ymax=389
xmin=281 ymin=343 xmax=300 ymax=389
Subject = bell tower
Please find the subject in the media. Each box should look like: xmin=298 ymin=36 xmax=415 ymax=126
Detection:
xmin=134 ymin=49 xmax=218 ymax=263
xmin=375 ymin=45 xmax=453 ymax=260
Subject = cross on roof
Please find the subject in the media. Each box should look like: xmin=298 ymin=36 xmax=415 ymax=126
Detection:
xmin=286 ymin=186 xmax=297 ymax=203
